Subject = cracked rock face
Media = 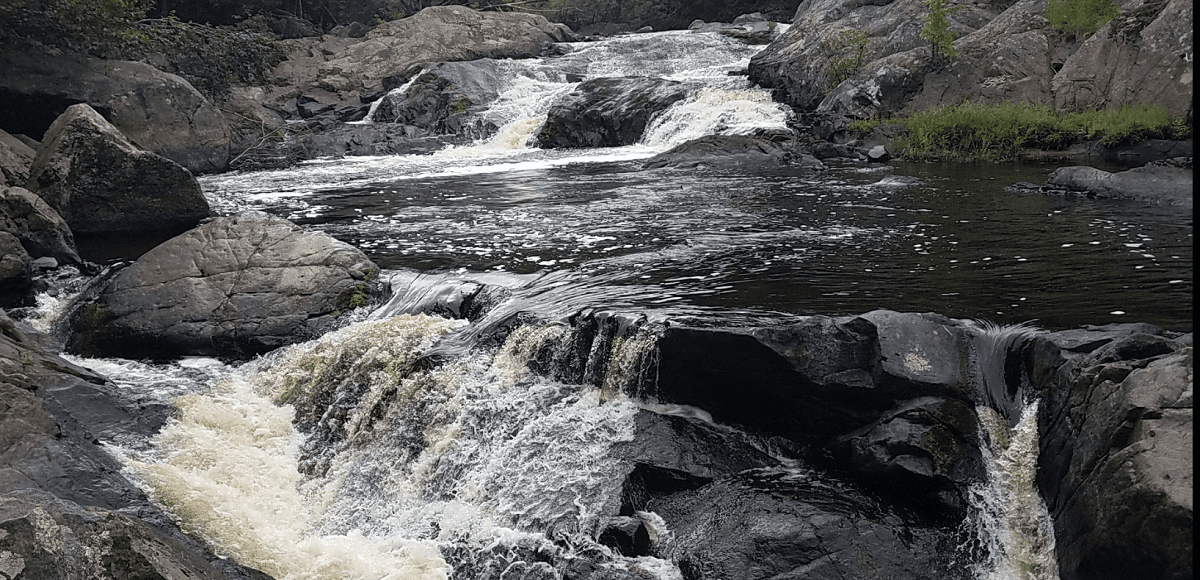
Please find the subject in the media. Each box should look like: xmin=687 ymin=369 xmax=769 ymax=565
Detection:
xmin=67 ymin=211 xmax=382 ymax=360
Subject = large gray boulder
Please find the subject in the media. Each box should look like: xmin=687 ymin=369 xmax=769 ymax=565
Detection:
xmin=1053 ymin=0 xmax=1193 ymax=118
xmin=1032 ymin=327 xmax=1192 ymax=580
xmin=0 ymin=185 xmax=79 ymax=265
xmin=535 ymin=77 xmax=691 ymax=148
xmin=0 ymin=128 xmax=35 ymax=187
xmin=68 ymin=211 xmax=383 ymax=360
xmin=24 ymin=104 xmax=212 ymax=237
xmin=0 ymin=51 xmax=231 ymax=174
xmin=642 ymin=134 xmax=823 ymax=171
xmin=1046 ymin=157 xmax=1193 ymax=206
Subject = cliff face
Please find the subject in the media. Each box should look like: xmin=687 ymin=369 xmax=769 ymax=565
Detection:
xmin=749 ymin=0 xmax=1193 ymax=120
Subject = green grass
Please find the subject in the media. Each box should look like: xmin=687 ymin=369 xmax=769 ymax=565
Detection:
xmin=849 ymin=102 xmax=1191 ymax=161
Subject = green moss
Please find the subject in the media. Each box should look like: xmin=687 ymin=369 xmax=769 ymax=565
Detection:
xmin=1047 ymin=0 xmax=1119 ymax=41
xmin=850 ymin=101 xmax=1191 ymax=161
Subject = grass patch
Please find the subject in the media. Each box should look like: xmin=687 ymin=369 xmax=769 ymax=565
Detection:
xmin=849 ymin=102 xmax=1191 ymax=161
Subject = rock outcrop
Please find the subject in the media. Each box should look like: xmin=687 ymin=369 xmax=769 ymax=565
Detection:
xmin=1032 ymin=325 xmax=1192 ymax=580
xmin=68 ymin=211 xmax=384 ymax=360
xmin=0 ymin=185 xmax=80 ymax=266
xmin=0 ymin=312 xmax=272 ymax=579
xmin=535 ymin=77 xmax=691 ymax=148
xmin=1010 ymin=156 xmax=1194 ymax=207
xmin=1053 ymin=0 xmax=1193 ymax=118
xmin=749 ymin=0 xmax=1193 ymax=122
xmin=23 ymin=104 xmax=212 ymax=238
xmin=0 ymin=51 xmax=232 ymax=174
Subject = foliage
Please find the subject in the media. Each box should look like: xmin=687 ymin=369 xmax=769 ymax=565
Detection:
xmin=0 ymin=0 xmax=152 ymax=51
xmin=920 ymin=0 xmax=961 ymax=65
xmin=821 ymin=29 xmax=872 ymax=90
xmin=849 ymin=102 xmax=1191 ymax=161
xmin=1046 ymin=0 xmax=1119 ymax=41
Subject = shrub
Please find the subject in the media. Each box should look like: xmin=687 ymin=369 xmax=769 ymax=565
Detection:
xmin=1046 ymin=0 xmax=1119 ymax=41
xmin=821 ymin=29 xmax=872 ymax=90
xmin=850 ymin=102 xmax=1191 ymax=161
xmin=920 ymin=0 xmax=961 ymax=64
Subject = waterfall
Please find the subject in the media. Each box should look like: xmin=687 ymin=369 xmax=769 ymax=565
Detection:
xmin=116 ymin=312 xmax=675 ymax=579
xmin=963 ymin=322 xmax=1060 ymax=580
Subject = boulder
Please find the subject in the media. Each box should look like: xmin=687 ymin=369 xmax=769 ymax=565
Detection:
xmin=642 ymin=134 xmax=824 ymax=170
xmin=23 ymin=104 xmax=212 ymax=237
xmin=0 ymin=232 xmax=33 ymax=308
xmin=0 ymin=185 xmax=80 ymax=265
xmin=535 ymin=77 xmax=691 ymax=148
xmin=68 ymin=211 xmax=384 ymax=360
xmin=1053 ymin=0 xmax=1193 ymax=118
xmin=1044 ymin=157 xmax=1193 ymax=206
xmin=0 ymin=128 xmax=35 ymax=187
xmin=0 ymin=51 xmax=231 ymax=174
xmin=1033 ymin=329 xmax=1192 ymax=580
xmin=649 ymin=469 xmax=957 ymax=579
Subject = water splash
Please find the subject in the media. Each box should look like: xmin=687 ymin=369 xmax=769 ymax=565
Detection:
xmin=641 ymin=87 xmax=792 ymax=147
xmin=969 ymin=402 xmax=1059 ymax=580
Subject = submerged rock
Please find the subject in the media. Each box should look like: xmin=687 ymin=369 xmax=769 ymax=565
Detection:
xmin=68 ymin=211 xmax=383 ymax=360
xmin=1045 ymin=157 xmax=1193 ymax=207
xmin=24 ymin=104 xmax=212 ymax=237
xmin=642 ymin=134 xmax=824 ymax=171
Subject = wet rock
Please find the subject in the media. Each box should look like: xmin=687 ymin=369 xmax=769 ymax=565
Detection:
xmin=535 ymin=77 xmax=690 ymax=148
xmin=23 ymin=104 xmax=212 ymax=237
xmin=597 ymin=516 xmax=652 ymax=557
xmin=0 ymin=128 xmax=35 ymax=187
xmin=1044 ymin=157 xmax=1193 ymax=207
xmin=873 ymin=175 xmax=922 ymax=189
xmin=0 ymin=185 xmax=80 ymax=266
xmin=1034 ymin=328 xmax=1193 ymax=580
xmin=1053 ymin=0 xmax=1193 ymax=118
xmin=0 ymin=50 xmax=231 ymax=174
xmin=370 ymin=59 xmax=510 ymax=138
xmin=643 ymin=134 xmax=823 ymax=171
xmin=649 ymin=469 xmax=960 ymax=580
xmin=0 ymin=232 xmax=33 ymax=308
xmin=68 ymin=211 xmax=383 ymax=360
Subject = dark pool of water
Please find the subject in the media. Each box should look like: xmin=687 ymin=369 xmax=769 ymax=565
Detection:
xmin=193 ymin=154 xmax=1193 ymax=333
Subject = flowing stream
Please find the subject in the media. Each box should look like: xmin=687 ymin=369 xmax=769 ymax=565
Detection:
xmin=40 ymin=25 xmax=1192 ymax=580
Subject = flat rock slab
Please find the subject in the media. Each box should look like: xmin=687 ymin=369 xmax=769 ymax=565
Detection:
xmin=69 ymin=211 xmax=381 ymax=360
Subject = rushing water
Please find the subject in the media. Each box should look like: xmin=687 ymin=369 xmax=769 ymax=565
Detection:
xmin=41 ymin=25 xmax=1193 ymax=580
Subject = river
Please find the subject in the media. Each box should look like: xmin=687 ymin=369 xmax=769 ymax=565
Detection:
xmin=45 ymin=26 xmax=1192 ymax=580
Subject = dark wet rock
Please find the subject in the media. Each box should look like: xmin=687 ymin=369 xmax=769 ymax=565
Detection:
xmin=0 ymin=185 xmax=80 ymax=266
xmin=598 ymin=516 xmax=652 ymax=557
xmin=649 ymin=468 xmax=963 ymax=580
xmin=535 ymin=77 xmax=690 ymax=149
xmin=614 ymin=409 xmax=781 ymax=514
xmin=0 ymin=312 xmax=272 ymax=579
xmin=1033 ymin=328 xmax=1192 ymax=580
xmin=23 ymin=104 xmax=212 ymax=237
xmin=0 ymin=128 xmax=35 ymax=187
xmin=0 ymin=50 xmax=232 ymax=174
xmin=643 ymin=134 xmax=823 ymax=171
xmin=0 ymin=232 xmax=34 ymax=308
xmin=1043 ymin=157 xmax=1193 ymax=207
xmin=1053 ymin=0 xmax=1192 ymax=118
xmin=67 ymin=211 xmax=383 ymax=360
xmin=688 ymin=16 xmax=782 ymax=45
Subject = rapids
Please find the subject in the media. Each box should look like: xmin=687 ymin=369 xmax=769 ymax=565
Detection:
xmin=42 ymin=24 xmax=1191 ymax=580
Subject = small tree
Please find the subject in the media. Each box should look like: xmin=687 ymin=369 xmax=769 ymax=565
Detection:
xmin=920 ymin=0 xmax=961 ymax=65
xmin=1046 ymin=0 xmax=1119 ymax=42
xmin=821 ymin=29 xmax=872 ymax=90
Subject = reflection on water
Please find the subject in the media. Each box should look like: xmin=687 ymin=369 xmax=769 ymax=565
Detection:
xmin=201 ymin=156 xmax=1192 ymax=333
